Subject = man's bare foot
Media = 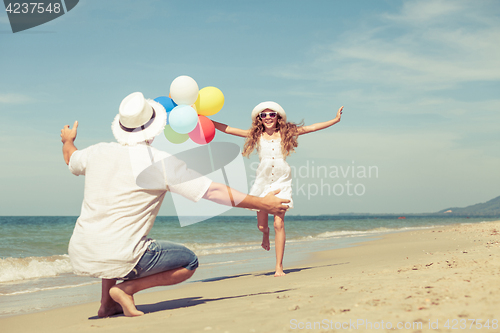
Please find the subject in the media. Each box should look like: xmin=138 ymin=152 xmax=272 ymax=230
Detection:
xmin=261 ymin=227 xmax=270 ymax=251
xmin=109 ymin=285 xmax=144 ymax=317
xmin=97 ymin=301 xmax=123 ymax=318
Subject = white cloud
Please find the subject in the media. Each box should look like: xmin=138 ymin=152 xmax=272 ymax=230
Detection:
xmin=0 ymin=93 xmax=33 ymax=104
xmin=334 ymin=88 xmax=500 ymax=119
xmin=270 ymin=0 xmax=500 ymax=90
xmin=382 ymin=0 xmax=463 ymax=24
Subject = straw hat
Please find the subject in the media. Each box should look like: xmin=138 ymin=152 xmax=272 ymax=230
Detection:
xmin=111 ymin=92 xmax=167 ymax=145
xmin=251 ymin=101 xmax=286 ymax=122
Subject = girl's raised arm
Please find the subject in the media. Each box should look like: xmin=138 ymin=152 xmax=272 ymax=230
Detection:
xmin=298 ymin=106 xmax=343 ymax=135
xmin=212 ymin=120 xmax=249 ymax=138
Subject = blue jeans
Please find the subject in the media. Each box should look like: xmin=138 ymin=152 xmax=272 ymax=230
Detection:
xmin=121 ymin=240 xmax=198 ymax=280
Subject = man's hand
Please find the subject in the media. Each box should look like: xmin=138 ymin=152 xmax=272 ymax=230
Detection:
xmin=203 ymin=184 xmax=289 ymax=214
xmin=261 ymin=190 xmax=290 ymax=215
xmin=61 ymin=121 xmax=78 ymax=165
xmin=61 ymin=121 xmax=78 ymax=144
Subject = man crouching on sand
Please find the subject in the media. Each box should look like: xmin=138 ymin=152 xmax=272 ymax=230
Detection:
xmin=60 ymin=92 xmax=289 ymax=317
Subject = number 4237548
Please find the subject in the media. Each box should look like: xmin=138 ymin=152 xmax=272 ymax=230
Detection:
xmin=443 ymin=319 xmax=498 ymax=330
xmin=5 ymin=2 xmax=62 ymax=14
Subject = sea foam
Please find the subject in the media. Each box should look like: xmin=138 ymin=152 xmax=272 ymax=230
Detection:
xmin=0 ymin=255 xmax=73 ymax=283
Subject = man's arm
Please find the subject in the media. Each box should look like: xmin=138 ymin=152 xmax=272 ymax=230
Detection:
xmin=202 ymin=182 xmax=289 ymax=215
xmin=61 ymin=121 xmax=79 ymax=165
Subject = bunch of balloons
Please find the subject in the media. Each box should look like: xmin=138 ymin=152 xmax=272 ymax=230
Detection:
xmin=154 ymin=76 xmax=224 ymax=145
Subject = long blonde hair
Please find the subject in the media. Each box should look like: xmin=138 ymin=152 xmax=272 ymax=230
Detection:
xmin=242 ymin=114 xmax=302 ymax=157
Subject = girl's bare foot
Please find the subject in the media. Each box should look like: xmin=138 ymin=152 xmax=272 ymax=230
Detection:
xmin=261 ymin=227 xmax=270 ymax=251
xmin=109 ymin=285 xmax=144 ymax=317
xmin=275 ymin=264 xmax=286 ymax=277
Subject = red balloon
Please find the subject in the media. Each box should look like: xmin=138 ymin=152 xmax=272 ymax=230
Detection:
xmin=189 ymin=115 xmax=215 ymax=144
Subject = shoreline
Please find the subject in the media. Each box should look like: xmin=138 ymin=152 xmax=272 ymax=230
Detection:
xmin=1 ymin=221 xmax=499 ymax=332
xmin=0 ymin=230 xmax=376 ymax=318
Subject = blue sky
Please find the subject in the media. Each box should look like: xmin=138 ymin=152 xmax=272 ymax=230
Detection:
xmin=1 ymin=0 xmax=499 ymax=216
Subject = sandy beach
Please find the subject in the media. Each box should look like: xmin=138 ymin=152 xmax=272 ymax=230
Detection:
xmin=1 ymin=221 xmax=499 ymax=333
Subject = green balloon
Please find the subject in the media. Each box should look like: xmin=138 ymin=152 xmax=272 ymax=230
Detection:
xmin=164 ymin=125 xmax=189 ymax=144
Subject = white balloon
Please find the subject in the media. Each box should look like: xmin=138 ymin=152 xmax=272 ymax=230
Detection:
xmin=170 ymin=76 xmax=199 ymax=105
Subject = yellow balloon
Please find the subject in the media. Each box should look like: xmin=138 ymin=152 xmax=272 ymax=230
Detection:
xmin=195 ymin=86 xmax=224 ymax=116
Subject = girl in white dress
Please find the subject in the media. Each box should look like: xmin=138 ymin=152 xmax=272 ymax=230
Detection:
xmin=213 ymin=102 xmax=343 ymax=276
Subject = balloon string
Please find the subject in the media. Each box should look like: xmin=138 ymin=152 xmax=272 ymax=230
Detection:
xmin=207 ymin=142 xmax=215 ymax=172
xmin=221 ymin=167 xmax=235 ymax=207
xmin=211 ymin=143 xmax=235 ymax=207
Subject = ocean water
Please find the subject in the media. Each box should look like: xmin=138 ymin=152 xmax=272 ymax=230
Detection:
xmin=0 ymin=215 xmax=497 ymax=317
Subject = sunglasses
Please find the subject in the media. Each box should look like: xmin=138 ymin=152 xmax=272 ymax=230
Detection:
xmin=259 ymin=112 xmax=277 ymax=119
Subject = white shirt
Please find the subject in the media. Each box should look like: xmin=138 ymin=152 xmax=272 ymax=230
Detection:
xmin=68 ymin=142 xmax=211 ymax=279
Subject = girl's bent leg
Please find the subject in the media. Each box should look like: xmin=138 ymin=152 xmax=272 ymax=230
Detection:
xmin=274 ymin=213 xmax=286 ymax=277
xmin=257 ymin=210 xmax=270 ymax=251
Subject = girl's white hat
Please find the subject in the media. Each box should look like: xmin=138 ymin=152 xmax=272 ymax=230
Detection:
xmin=111 ymin=92 xmax=167 ymax=145
xmin=251 ymin=101 xmax=286 ymax=122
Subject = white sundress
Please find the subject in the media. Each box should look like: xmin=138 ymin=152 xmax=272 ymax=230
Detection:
xmin=249 ymin=137 xmax=293 ymax=210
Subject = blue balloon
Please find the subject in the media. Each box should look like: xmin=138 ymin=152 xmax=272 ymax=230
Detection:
xmin=169 ymin=105 xmax=199 ymax=134
xmin=154 ymin=96 xmax=177 ymax=125
xmin=154 ymin=96 xmax=177 ymax=111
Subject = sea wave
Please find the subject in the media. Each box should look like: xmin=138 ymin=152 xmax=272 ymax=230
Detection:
xmin=0 ymin=225 xmax=437 ymax=284
xmin=184 ymin=226 xmax=436 ymax=256
xmin=0 ymin=255 xmax=73 ymax=283
xmin=0 ymin=281 xmax=100 ymax=296
xmin=184 ymin=242 xmax=262 ymax=256
xmin=308 ymin=225 xmax=437 ymax=240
